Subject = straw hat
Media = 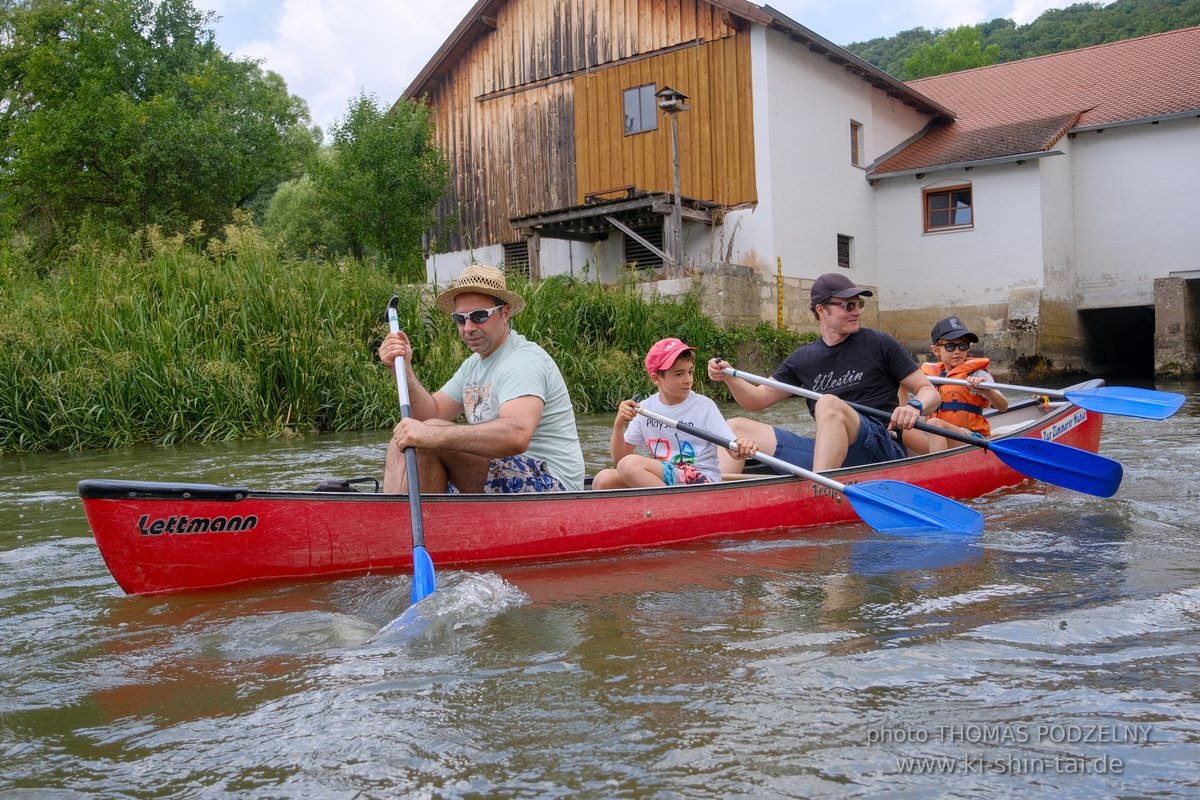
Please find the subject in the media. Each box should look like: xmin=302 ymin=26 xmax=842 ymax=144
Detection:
xmin=435 ymin=264 xmax=526 ymax=315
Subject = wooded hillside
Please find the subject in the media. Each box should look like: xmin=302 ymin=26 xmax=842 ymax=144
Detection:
xmin=846 ymin=0 xmax=1200 ymax=79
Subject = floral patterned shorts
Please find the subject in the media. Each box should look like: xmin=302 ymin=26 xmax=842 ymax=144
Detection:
xmin=447 ymin=455 xmax=567 ymax=494
xmin=661 ymin=462 xmax=711 ymax=486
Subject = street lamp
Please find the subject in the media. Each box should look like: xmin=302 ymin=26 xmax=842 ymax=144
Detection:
xmin=656 ymin=86 xmax=689 ymax=273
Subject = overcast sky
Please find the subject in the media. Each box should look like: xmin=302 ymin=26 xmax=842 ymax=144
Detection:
xmin=205 ymin=0 xmax=1092 ymax=135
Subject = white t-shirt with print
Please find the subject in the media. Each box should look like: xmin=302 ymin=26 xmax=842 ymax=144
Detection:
xmin=625 ymin=391 xmax=734 ymax=483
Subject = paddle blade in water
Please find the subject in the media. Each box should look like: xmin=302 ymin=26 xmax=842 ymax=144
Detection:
xmin=845 ymin=480 xmax=984 ymax=536
xmin=989 ymin=438 xmax=1122 ymax=498
xmin=411 ymin=545 xmax=437 ymax=603
xmin=1064 ymin=386 xmax=1185 ymax=420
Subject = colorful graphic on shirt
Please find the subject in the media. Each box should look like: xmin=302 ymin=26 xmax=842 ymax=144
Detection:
xmin=648 ymin=434 xmax=696 ymax=465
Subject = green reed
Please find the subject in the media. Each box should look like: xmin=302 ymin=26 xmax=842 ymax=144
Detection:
xmin=0 ymin=221 xmax=806 ymax=452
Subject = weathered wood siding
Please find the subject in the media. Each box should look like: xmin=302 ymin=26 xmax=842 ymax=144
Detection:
xmin=417 ymin=0 xmax=749 ymax=249
xmin=573 ymin=31 xmax=755 ymax=206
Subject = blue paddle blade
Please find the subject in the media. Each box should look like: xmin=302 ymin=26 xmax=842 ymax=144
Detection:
xmin=988 ymin=438 xmax=1122 ymax=498
xmin=410 ymin=545 xmax=437 ymax=603
xmin=845 ymin=480 xmax=984 ymax=536
xmin=1064 ymin=386 xmax=1185 ymax=420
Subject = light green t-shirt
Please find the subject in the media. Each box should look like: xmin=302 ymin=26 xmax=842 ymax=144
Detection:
xmin=440 ymin=330 xmax=585 ymax=491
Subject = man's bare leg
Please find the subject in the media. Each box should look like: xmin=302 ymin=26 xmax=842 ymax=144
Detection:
xmin=720 ymin=417 xmax=778 ymax=475
xmin=383 ymin=419 xmax=490 ymax=493
xmin=812 ymin=395 xmax=859 ymax=472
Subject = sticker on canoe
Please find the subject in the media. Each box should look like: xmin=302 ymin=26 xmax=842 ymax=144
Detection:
xmin=814 ymin=484 xmax=846 ymax=503
xmin=1041 ymin=408 xmax=1087 ymax=442
xmin=137 ymin=514 xmax=259 ymax=535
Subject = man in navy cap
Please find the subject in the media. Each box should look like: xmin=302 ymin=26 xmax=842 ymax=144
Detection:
xmin=708 ymin=272 xmax=941 ymax=473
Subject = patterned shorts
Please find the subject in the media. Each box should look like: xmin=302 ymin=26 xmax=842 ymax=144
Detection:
xmin=447 ymin=455 xmax=567 ymax=494
xmin=661 ymin=462 xmax=711 ymax=486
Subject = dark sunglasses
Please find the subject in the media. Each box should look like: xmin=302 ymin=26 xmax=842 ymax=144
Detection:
xmin=450 ymin=304 xmax=505 ymax=326
xmin=824 ymin=299 xmax=867 ymax=312
xmin=937 ymin=341 xmax=971 ymax=352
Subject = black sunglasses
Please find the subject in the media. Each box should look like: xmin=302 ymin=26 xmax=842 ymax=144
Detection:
xmin=937 ymin=341 xmax=971 ymax=352
xmin=450 ymin=304 xmax=505 ymax=326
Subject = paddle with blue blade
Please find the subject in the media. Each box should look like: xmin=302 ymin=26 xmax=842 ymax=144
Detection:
xmin=387 ymin=296 xmax=436 ymax=603
xmin=633 ymin=404 xmax=984 ymax=537
xmin=722 ymin=365 xmax=1123 ymax=499
xmin=926 ymin=377 xmax=1184 ymax=420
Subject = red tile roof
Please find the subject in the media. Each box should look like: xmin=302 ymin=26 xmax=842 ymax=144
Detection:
xmin=871 ymin=26 xmax=1200 ymax=177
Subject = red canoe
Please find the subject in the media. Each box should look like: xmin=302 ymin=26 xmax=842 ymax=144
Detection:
xmin=79 ymin=387 xmax=1107 ymax=595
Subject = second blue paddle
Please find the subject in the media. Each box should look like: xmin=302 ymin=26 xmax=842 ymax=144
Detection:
xmin=723 ymin=366 xmax=1123 ymax=499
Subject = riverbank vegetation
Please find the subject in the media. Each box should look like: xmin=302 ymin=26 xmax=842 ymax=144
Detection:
xmin=0 ymin=218 xmax=806 ymax=453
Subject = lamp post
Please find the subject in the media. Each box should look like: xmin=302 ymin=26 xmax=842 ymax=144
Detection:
xmin=656 ymin=86 xmax=689 ymax=273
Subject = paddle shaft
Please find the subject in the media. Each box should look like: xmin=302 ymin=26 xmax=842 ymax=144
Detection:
xmin=634 ymin=403 xmax=985 ymax=535
xmin=927 ymin=375 xmax=1036 ymax=395
xmin=927 ymin=375 xmax=1184 ymax=420
xmin=723 ymin=366 xmax=990 ymax=450
xmin=387 ymin=300 xmax=426 ymax=549
xmin=633 ymin=405 xmax=850 ymax=494
xmin=719 ymin=366 xmax=1123 ymax=499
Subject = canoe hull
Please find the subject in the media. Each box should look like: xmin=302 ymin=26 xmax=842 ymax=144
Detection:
xmin=80 ymin=397 xmax=1105 ymax=595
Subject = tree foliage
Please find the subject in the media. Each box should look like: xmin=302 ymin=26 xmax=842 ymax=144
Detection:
xmin=310 ymin=92 xmax=448 ymax=280
xmin=903 ymin=25 xmax=1001 ymax=80
xmin=847 ymin=0 xmax=1200 ymax=79
xmin=262 ymin=172 xmax=350 ymax=258
xmin=0 ymin=0 xmax=317 ymax=247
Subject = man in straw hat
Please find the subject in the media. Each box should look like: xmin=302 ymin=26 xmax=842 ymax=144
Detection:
xmin=708 ymin=272 xmax=941 ymax=474
xmin=378 ymin=263 xmax=584 ymax=494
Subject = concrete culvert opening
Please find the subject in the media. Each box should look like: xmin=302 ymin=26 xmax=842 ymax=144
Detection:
xmin=1079 ymin=306 xmax=1155 ymax=380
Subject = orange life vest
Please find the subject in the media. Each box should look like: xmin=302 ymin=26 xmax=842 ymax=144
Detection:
xmin=921 ymin=357 xmax=993 ymax=435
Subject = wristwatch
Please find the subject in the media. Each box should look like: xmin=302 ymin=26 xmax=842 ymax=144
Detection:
xmin=906 ymin=398 xmax=924 ymax=415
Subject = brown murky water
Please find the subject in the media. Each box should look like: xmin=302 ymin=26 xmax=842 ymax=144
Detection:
xmin=2 ymin=384 xmax=1199 ymax=798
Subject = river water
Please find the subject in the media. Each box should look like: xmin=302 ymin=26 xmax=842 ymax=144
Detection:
xmin=2 ymin=383 xmax=1199 ymax=798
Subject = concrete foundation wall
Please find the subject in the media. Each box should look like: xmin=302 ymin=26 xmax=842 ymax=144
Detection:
xmin=1155 ymin=276 xmax=1200 ymax=377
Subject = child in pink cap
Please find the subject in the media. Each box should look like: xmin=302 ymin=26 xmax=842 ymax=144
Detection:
xmin=592 ymin=338 xmax=757 ymax=489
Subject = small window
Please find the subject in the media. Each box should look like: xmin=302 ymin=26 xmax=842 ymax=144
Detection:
xmin=850 ymin=121 xmax=863 ymax=166
xmin=924 ymin=185 xmax=973 ymax=232
xmin=837 ymin=235 xmax=852 ymax=269
xmin=623 ymin=84 xmax=658 ymax=136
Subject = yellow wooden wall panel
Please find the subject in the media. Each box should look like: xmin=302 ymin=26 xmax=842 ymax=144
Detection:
xmin=572 ymin=30 xmax=756 ymax=209
xmin=426 ymin=0 xmax=749 ymax=250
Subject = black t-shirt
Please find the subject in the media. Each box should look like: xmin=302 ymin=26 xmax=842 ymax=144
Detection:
xmin=772 ymin=328 xmax=919 ymax=418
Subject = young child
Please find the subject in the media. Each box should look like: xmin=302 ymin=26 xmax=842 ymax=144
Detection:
xmin=901 ymin=316 xmax=1010 ymax=455
xmin=591 ymin=338 xmax=757 ymax=489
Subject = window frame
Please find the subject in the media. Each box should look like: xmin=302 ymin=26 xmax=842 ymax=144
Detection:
xmin=623 ymin=83 xmax=659 ymax=136
xmin=837 ymin=234 xmax=852 ymax=269
xmin=923 ymin=184 xmax=974 ymax=232
xmin=850 ymin=120 xmax=863 ymax=167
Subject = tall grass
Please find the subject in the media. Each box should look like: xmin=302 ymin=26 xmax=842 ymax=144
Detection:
xmin=0 ymin=220 xmax=808 ymax=453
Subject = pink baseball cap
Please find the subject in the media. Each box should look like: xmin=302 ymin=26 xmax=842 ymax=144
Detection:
xmin=644 ymin=338 xmax=697 ymax=376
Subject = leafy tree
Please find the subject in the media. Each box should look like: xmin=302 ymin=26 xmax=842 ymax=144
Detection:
xmin=846 ymin=27 xmax=938 ymax=79
xmin=0 ymin=0 xmax=317 ymax=247
xmin=262 ymin=172 xmax=349 ymax=258
xmin=903 ymin=25 xmax=1001 ymax=79
xmin=311 ymin=92 xmax=448 ymax=280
